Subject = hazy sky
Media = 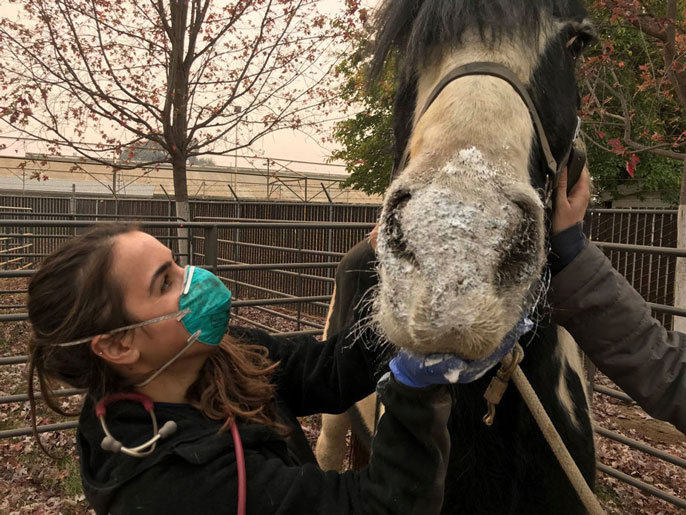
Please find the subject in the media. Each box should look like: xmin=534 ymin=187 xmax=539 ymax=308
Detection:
xmin=0 ymin=0 xmax=378 ymax=176
xmin=235 ymin=0 xmax=379 ymax=174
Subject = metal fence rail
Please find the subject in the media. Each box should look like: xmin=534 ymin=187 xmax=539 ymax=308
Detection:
xmin=589 ymin=384 xmax=685 ymax=509
xmin=586 ymin=208 xmax=678 ymax=329
xmin=1 ymin=210 xmax=685 ymax=508
xmin=0 ymin=216 xmax=374 ymax=318
xmin=0 ymin=196 xmax=676 ymax=323
xmin=597 ymin=462 xmax=686 ymax=509
xmin=0 ymin=219 xmax=365 ymax=447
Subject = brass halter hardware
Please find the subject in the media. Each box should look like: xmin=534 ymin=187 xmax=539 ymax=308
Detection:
xmin=482 ymin=342 xmax=525 ymax=426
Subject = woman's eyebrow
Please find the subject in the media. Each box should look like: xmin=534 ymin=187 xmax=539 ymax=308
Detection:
xmin=149 ymin=261 xmax=172 ymax=294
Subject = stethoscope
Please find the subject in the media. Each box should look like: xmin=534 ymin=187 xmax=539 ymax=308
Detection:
xmin=96 ymin=392 xmax=247 ymax=515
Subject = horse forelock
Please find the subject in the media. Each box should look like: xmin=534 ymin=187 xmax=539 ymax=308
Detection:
xmin=372 ymin=0 xmax=587 ymax=79
xmin=373 ymin=0 xmax=590 ymax=176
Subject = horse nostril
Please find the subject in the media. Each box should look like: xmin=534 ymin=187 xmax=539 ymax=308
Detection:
xmin=383 ymin=191 xmax=417 ymax=264
xmin=388 ymin=190 xmax=412 ymax=213
xmin=495 ymin=201 xmax=539 ymax=290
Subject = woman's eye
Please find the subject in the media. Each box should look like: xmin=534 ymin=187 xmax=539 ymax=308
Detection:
xmin=161 ymin=275 xmax=171 ymax=293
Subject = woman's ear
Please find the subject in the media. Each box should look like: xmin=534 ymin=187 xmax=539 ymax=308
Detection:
xmin=91 ymin=333 xmax=140 ymax=365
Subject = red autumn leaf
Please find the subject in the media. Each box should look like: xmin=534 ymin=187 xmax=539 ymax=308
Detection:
xmin=626 ymin=154 xmax=640 ymax=178
xmin=608 ymin=138 xmax=625 ymax=155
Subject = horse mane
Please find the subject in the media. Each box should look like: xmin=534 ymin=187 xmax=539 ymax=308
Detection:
xmin=369 ymin=0 xmax=587 ymax=174
xmin=371 ymin=0 xmax=585 ymax=79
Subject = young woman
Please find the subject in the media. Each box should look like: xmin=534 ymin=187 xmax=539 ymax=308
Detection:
xmin=26 ymin=224 xmax=456 ymax=515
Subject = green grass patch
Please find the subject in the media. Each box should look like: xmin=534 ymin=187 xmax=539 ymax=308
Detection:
xmin=58 ymin=455 xmax=84 ymax=498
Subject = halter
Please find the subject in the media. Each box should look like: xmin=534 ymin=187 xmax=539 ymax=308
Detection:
xmin=392 ymin=61 xmax=582 ymax=200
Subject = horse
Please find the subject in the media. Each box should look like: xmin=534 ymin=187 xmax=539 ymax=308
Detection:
xmin=316 ymin=1 xmax=598 ymax=513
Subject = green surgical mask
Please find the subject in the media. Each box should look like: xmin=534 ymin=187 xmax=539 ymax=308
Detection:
xmin=133 ymin=266 xmax=232 ymax=386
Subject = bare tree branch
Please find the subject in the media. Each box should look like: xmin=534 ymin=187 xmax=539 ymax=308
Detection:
xmin=0 ymin=0 xmax=362 ymax=206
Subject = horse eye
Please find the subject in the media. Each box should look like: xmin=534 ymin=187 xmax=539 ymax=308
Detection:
xmin=565 ymin=34 xmax=586 ymax=60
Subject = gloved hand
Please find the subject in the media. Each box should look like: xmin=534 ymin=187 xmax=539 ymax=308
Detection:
xmin=389 ymin=316 xmax=534 ymax=388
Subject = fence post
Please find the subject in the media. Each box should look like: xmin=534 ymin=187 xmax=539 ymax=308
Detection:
xmin=675 ymin=161 xmax=686 ymax=332
xmin=296 ymin=229 xmax=303 ymax=331
xmin=70 ymin=184 xmax=76 ymax=236
xmin=228 ymin=184 xmax=241 ymax=301
xmin=187 ymin=226 xmax=193 ymax=266
xmin=322 ymin=183 xmax=335 ymax=281
xmin=204 ymin=225 xmax=218 ymax=274
xmin=266 ymin=159 xmax=270 ymax=200
xmin=160 ymin=184 xmax=173 ymax=250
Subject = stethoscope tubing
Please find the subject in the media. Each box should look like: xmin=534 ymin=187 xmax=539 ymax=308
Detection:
xmin=231 ymin=422 xmax=247 ymax=515
xmin=97 ymin=392 xmax=247 ymax=515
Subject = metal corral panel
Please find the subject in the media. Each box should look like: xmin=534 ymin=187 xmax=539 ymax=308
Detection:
xmin=0 ymin=176 xmax=155 ymax=197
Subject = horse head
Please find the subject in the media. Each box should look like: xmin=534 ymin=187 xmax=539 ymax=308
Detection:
xmin=373 ymin=0 xmax=596 ymax=359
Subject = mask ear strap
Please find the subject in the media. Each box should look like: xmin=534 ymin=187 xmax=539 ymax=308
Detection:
xmin=55 ymin=309 xmax=191 ymax=348
xmin=134 ymin=330 xmax=202 ymax=388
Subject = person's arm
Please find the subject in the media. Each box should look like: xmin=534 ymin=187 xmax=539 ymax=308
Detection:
xmin=549 ymin=168 xmax=686 ymax=433
xmin=111 ymin=377 xmax=452 ymax=515
xmin=245 ymin=378 xmax=451 ymax=515
xmin=229 ymin=324 xmax=389 ymax=417
xmin=229 ymin=234 xmax=386 ymax=418
xmin=550 ymin=243 xmax=686 ymax=433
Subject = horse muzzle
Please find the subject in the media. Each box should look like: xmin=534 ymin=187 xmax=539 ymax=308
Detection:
xmin=374 ymin=179 xmax=545 ymax=359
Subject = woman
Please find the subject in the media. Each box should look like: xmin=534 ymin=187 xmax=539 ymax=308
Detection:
xmin=26 ymin=224 xmax=455 ymax=515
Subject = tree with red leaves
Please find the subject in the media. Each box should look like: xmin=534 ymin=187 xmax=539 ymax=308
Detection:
xmin=0 ymin=0 xmax=363 ymax=256
xmin=580 ymin=0 xmax=686 ymax=329
xmin=581 ymin=0 xmax=685 ymax=199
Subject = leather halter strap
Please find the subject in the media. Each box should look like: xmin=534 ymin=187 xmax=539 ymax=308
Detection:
xmin=394 ymin=61 xmax=568 ymax=185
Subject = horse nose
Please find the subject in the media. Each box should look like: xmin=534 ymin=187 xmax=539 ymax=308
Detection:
xmin=495 ymin=199 xmax=541 ymax=291
xmin=383 ymin=190 xmax=416 ymax=263
xmin=388 ymin=189 xmax=412 ymax=213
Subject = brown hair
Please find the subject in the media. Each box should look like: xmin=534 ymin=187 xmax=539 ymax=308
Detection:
xmin=27 ymin=224 xmax=283 ymax=456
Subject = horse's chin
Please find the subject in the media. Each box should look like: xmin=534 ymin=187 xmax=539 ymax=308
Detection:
xmin=374 ymin=271 xmax=534 ymax=359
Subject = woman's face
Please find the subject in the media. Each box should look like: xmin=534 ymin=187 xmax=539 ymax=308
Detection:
xmin=109 ymin=231 xmax=210 ymax=369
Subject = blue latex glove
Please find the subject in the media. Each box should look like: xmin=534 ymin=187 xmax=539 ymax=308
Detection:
xmin=389 ymin=317 xmax=534 ymax=388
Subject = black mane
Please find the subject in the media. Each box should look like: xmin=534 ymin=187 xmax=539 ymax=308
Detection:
xmin=371 ymin=0 xmax=586 ymax=79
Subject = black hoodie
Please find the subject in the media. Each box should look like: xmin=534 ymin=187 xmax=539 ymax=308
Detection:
xmin=77 ymin=326 xmax=452 ymax=515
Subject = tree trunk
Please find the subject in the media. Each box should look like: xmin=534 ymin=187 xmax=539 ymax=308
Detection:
xmin=166 ymin=0 xmax=191 ymax=265
xmin=173 ymin=159 xmax=190 ymax=266
xmin=674 ymin=160 xmax=686 ymax=332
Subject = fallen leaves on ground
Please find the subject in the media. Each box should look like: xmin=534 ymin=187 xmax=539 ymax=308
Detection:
xmin=1 ymin=280 xmax=684 ymax=513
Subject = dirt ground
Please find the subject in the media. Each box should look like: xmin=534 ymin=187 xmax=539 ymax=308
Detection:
xmin=0 ymin=279 xmax=684 ymax=514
